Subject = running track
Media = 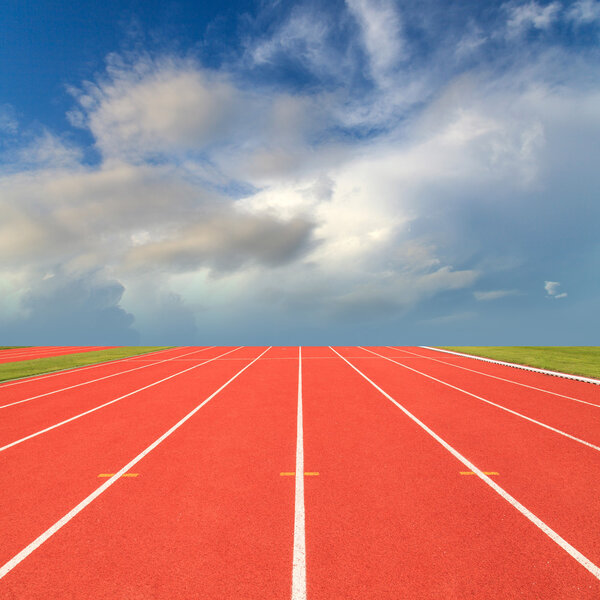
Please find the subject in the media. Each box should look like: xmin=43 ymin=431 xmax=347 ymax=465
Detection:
xmin=0 ymin=346 xmax=117 ymax=364
xmin=0 ymin=346 xmax=598 ymax=598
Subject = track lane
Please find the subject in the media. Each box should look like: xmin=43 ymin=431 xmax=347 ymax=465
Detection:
xmin=0 ymin=347 xmax=268 ymax=573
xmin=404 ymin=346 xmax=600 ymax=402
xmin=388 ymin=346 xmax=600 ymax=408
xmin=0 ymin=348 xmax=234 ymax=447
xmin=0 ymin=346 xmax=297 ymax=599
xmin=0 ymin=347 xmax=212 ymax=410
xmin=302 ymin=349 xmax=599 ymax=598
xmin=0 ymin=346 xmax=115 ymax=364
xmin=332 ymin=347 xmax=600 ymax=580
xmin=364 ymin=346 xmax=600 ymax=447
xmin=0 ymin=347 xmax=180 ymax=392
xmin=2 ymin=345 xmax=598 ymax=598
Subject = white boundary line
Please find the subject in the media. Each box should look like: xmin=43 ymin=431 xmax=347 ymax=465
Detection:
xmin=0 ymin=347 xmax=215 ymax=410
xmin=0 ymin=347 xmax=178 ymax=389
xmin=422 ymin=346 xmax=600 ymax=386
xmin=0 ymin=347 xmax=244 ymax=454
xmin=359 ymin=347 xmax=600 ymax=454
xmin=0 ymin=346 xmax=272 ymax=580
xmin=386 ymin=347 xmax=600 ymax=409
xmin=329 ymin=347 xmax=600 ymax=581
xmin=291 ymin=346 xmax=307 ymax=600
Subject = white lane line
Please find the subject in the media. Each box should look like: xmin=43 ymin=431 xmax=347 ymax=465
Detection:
xmin=0 ymin=347 xmax=180 ymax=389
xmin=0 ymin=346 xmax=76 ymax=358
xmin=122 ymin=356 xmax=386 ymax=362
xmin=386 ymin=347 xmax=600 ymax=409
xmin=292 ymin=346 xmax=307 ymax=600
xmin=0 ymin=346 xmax=107 ymax=361
xmin=422 ymin=346 xmax=600 ymax=386
xmin=329 ymin=347 xmax=600 ymax=581
xmin=0 ymin=347 xmax=244 ymax=454
xmin=358 ymin=347 xmax=600 ymax=454
xmin=0 ymin=347 xmax=215 ymax=410
xmin=0 ymin=346 xmax=272 ymax=580
xmin=0 ymin=348 xmax=63 ymax=360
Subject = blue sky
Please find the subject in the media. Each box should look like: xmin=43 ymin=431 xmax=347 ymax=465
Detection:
xmin=0 ymin=0 xmax=599 ymax=345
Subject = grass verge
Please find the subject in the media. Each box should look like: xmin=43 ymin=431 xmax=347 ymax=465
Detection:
xmin=0 ymin=347 xmax=27 ymax=350
xmin=0 ymin=347 xmax=172 ymax=383
xmin=441 ymin=347 xmax=600 ymax=380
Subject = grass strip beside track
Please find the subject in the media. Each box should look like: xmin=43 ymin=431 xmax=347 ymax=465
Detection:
xmin=0 ymin=347 xmax=172 ymax=383
xmin=0 ymin=347 xmax=27 ymax=350
xmin=442 ymin=347 xmax=600 ymax=379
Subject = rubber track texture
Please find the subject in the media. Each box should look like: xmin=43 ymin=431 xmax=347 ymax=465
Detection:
xmin=331 ymin=347 xmax=600 ymax=592
xmin=1 ymin=346 xmax=599 ymax=598
xmin=370 ymin=347 xmax=600 ymax=447
xmin=0 ymin=346 xmax=298 ymax=599
xmin=0 ymin=348 xmax=234 ymax=448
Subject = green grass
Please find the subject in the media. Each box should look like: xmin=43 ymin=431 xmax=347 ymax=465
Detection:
xmin=441 ymin=347 xmax=600 ymax=380
xmin=0 ymin=346 xmax=27 ymax=350
xmin=0 ymin=347 xmax=172 ymax=383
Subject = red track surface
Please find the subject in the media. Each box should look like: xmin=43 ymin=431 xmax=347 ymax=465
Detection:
xmin=0 ymin=346 xmax=117 ymax=364
xmin=0 ymin=346 xmax=599 ymax=598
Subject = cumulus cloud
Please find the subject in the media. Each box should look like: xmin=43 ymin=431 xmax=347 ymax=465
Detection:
xmin=0 ymin=270 xmax=139 ymax=345
xmin=1 ymin=1 xmax=600 ymax=342
xmin=69 ymin=56 xmax=243 ymax=160
xmin=125 ymin=212 xmax=315 ymax=273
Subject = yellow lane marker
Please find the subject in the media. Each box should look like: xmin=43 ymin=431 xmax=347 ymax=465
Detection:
xmin=98 ymin=473 xmax=139 ymax=478
xmin=280 ymin=472 xmax=320 ymax=476
xmin=460 ymin=471 xmax=499 ymax=476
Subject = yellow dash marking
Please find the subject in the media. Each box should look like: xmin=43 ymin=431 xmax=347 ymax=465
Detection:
xmin=280 ymin=472 xmax=320 ymax=476
xmin=460 ymin=471 xmax=499 ymax=476
xmin=97 ymin=473 xmax=139 ymax=478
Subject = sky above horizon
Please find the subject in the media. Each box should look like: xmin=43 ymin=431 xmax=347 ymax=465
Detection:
xmin=1 ymin=0 xmax=599 ymax=345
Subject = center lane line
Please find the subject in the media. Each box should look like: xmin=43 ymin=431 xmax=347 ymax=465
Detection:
xmin=0 ymin=347 xmax=242 ymax=454
xmin=0 ymin=346 xmax=272 ymax=580
xmin=330 ymin=347 xmax=600 ymax=581
xmin=291 ymin=346 xmax=307 ymax=600
xmin=358 ymin=347 xmax=600 ymax=454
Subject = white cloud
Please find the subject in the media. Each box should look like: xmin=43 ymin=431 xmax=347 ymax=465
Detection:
xmin=505 ymin=1 xmax=561 ymax=37
xmin=0 ymin=104 xmax=18 ymax=135
xmin=70 ymin=56 xmax=242 ymax=160
xmin=15 ymin=131 xmax=83 ymax=169
xmin=249 ymin=9 xmax=336 ymax=77
xmin=567 ymin=0 xmax=600 ymax=23
xmin=455 ymin=27 xmax=488 ymax=59
xmin=346 ymin=0 xmax=405 ymax=84
xmin=3 ymin=12 xmax=600 ymax=340
xmin=544 ymin=280 xmax=567 ymax=298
